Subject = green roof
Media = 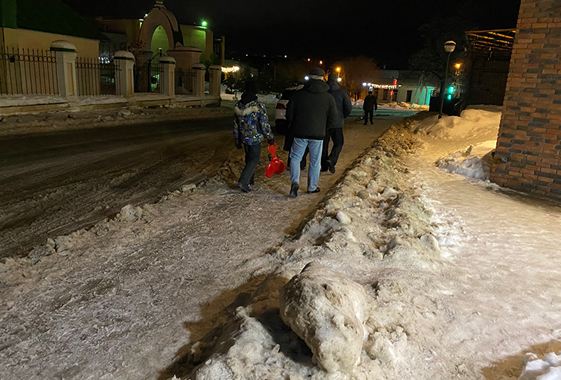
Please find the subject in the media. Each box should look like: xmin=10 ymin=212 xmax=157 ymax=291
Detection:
xmin=16 ymin=0 xmax=109 ymax=41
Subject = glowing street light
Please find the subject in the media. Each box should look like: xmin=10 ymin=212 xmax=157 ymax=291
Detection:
xmin=336 ymin=67 xmax=341 ymax=72
xmin=319 ymin=60 xmax=323 ymax=65
xmin=455 ymin=63 xmax=461 ymax=69
xmin=439 ymin=40 xmax=456 ymax=119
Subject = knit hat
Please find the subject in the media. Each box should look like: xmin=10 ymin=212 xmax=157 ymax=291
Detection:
xmin=309 ymin=68 xmax=325 ymax=80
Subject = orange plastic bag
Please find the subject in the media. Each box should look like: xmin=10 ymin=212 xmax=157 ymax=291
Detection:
xmin=265 ymin=143 xmax=286 ymax=178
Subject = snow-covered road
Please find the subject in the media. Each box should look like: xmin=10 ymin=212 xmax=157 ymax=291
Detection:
xmin=0 ymin=113 xmax=397 ymax=379
xmin=0 ymin=116 xmax=236 ymax=259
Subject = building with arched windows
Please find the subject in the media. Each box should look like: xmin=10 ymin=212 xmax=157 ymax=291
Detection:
xmin=94 ymin=0 xmax=225 ymax=92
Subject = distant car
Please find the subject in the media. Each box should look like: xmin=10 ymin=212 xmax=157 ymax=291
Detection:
xmin=275 ymin=85 xmax=303 ymax=134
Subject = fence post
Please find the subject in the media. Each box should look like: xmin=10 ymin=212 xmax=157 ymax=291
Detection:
xmin=209 ymin=65 xmax=222 ymax=97
xmin=159 ymin=56 xmax=176 ymax=97
xmin=114 ymin=51 xmax=135 ymax=97
xmin=50 ymin=40 xmax=77 ymax=97
xmin=192 ymin=63 xmax=206 ymax=97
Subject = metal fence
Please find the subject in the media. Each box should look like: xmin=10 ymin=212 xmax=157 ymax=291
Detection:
xmin=134 ymin=62 xmax=164 ymax=93
xmin=0 ymin=47 xmax=58 ymax=95
xmin=76 ymin=57 xmax=119 ymax=96
xmin=175 ymin=69 xmax=195 ymax=94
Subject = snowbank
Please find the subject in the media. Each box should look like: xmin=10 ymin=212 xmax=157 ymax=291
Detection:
xmin=185 ymin=120 xmax=444 ymax=379
xmin=412 ymin=106 xmax=502 ymax=181
xmin=415 ymin=107 xmax=501 ymax=140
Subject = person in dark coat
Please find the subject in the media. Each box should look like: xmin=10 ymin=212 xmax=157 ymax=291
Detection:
xmin=286 ymin=68 xmax=338 ymax=198
xmin=321 ymin=73 xmax=352 ymax=173
xmin=363 ymin=90 xmax=378 ymax=125
xmin=233 ymin=80 xmax=275 ymax=193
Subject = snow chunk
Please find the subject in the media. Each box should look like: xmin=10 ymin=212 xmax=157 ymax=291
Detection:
xmin=336 ymin=211 xmax=352 ymax=225
xmin=519 ymin=352 xmax=561 ymax=380
xmin=435 ymin=141 xmax=495 ymax=180
xmin=279 ymin=262 xmax=373 ymax=373
xmin=381 ymin=187 xmax=398 ymax=199
xmin=117 ymin=204 xmax=143 ymax=222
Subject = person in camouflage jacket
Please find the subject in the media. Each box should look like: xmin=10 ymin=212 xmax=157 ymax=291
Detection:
xmin=233 ymin=80 xmax=274 ymax=192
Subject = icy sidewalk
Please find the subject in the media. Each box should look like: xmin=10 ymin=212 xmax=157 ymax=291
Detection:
xmin=404 ymin=146 xmax=561 ymax=379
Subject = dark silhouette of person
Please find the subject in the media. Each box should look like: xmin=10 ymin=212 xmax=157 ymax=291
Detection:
xmin=321 ymin=73 xmax=352 ymax=173
xmin=363 ymin=90 xmax=378 ymax=125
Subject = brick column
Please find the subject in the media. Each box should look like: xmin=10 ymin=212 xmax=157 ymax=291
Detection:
xmin=50 ymin=40 xmax=77 ymax=98
xmin=192 ymin=63 xmax=205 ymax=97
xmin=114 ymin=51 xmax=135 ymax=97
xmin=159 ymin=56 xmax=176 ymax=97
xmin=491 ymin=0 xmax=561 ymax=199
xmin=209 ymin=65 xmax=222 ymax=96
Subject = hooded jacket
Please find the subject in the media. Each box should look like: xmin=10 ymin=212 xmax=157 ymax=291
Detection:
xmin=286 ymin=79 xmax=338 ymax=140
xmin=233 ymin=98 xmax=274 ymax=145
xmin=327 ymin=79 xmax=352 ymax=129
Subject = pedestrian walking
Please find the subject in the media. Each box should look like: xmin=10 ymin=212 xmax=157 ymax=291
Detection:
xmin=283 ymin=127 xmax=308 ymax=171
xmin=363 ymin=90 xmax=377 ymax=125
xmin=321 ymin=73 xmax=352 ymax=174
xmin=233 ymin=80 xmax=275 ymax=193
xmin=286 ymin=68 xmax=338 ymax=198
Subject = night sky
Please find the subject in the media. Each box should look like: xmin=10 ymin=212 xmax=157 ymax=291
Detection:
xmin=64 ymin=0 xmax=521 ymax=68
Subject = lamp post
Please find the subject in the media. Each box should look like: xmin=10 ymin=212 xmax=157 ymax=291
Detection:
xmin=439 ymin=40 xmax=456 ymax=119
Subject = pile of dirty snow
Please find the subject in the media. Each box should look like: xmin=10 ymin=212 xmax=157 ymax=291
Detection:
xmin=177 ymin=120 xmax=453 ymax=380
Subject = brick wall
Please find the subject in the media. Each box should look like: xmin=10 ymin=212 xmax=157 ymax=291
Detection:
xmin=491 ymin=0 xmax=561 ymax=199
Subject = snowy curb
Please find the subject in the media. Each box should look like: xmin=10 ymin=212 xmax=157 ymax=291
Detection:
xmin=1 ymin=180 xmax=208 ymax=270
xmin=0 ymin=105 xmax=231 ymax=137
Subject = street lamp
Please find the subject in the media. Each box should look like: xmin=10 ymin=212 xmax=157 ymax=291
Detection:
xmin=439 ymin=40 xmax=456 ymax=119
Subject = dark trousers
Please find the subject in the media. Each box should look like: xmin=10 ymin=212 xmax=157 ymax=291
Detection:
xmin=322 ymin=128 xmax=344 ymax=169
xmin=364 ymin=110 xmax=374 ymax=124
xmin=238 ymin=143 xmax=261 ymax=186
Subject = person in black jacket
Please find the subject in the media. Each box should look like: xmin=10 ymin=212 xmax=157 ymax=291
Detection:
xmin=363 ymin=90 xmax=378 ymax=125
xmin=286 ymin=68 xmax=338 ymax=198
xmin=322 ymin=73 xmax=352 ymax=174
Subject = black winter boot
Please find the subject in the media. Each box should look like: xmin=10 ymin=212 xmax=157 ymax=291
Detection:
xmin=289 ymin=183 xmax=299 ymax=198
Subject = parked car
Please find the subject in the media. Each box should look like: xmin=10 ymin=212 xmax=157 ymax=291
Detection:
xmin=274 ymin=85 xmax=303 ymax=134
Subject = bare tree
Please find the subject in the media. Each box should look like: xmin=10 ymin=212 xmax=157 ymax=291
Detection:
xmin=336 ymin=56 xmax=380 ymax=100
